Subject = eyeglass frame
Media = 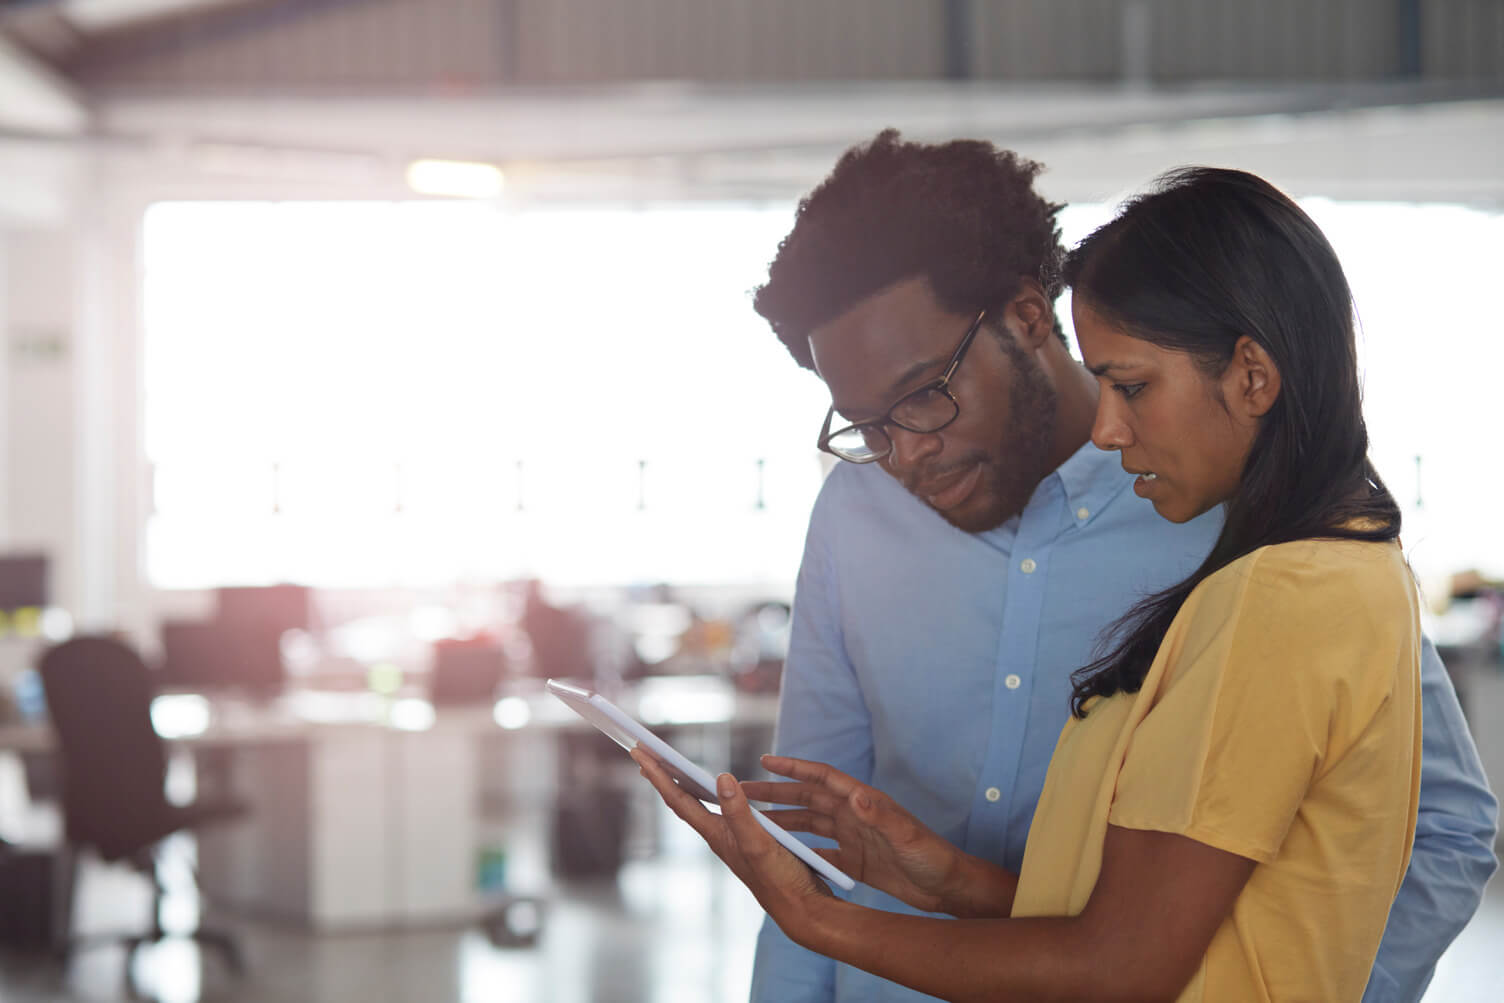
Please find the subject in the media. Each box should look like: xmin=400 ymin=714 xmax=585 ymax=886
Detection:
xmin=816 ymin=307 xmax=989 ymax=464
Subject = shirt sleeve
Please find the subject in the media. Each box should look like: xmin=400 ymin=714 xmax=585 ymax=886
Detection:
xmin=750 ymin=490 xmax=870 ymax=1003
xmin=1107 ymin=551 xmax=1400 ymax=862
xmin=751 ymin=917 xmax=838 ymax=1003
xmin=768 ymin=499 xmax=875 ymax=783
xmin=1363 ymin=636 xmax=1499 ymax=1003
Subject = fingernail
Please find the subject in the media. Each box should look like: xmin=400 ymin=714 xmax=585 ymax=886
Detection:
xmin=718 ymin=774 xmax=736 ymax=798
xmin=856 ymin=792 xmax=872 ymax=810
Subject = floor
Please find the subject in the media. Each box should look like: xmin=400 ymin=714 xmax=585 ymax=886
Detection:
xmin=0 ymin=792 xmax=767 ymax=1003
xmin=1 ymin=806 xmax=1501 ymax=1003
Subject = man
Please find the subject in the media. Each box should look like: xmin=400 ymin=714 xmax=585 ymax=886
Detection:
xmin=748 ymin=130 xmax=1497 ymax=1003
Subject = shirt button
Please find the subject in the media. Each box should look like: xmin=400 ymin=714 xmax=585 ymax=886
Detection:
xmin=1020 ymin=558 xmax=1037 ymax=574
xmin=1004 ymin=674 xmax=1022 ymax=690
xmin=985 ymin=787 xmax=1001 ymax=803
xmin=1076 ymin=507 xmax=1090 ymax=521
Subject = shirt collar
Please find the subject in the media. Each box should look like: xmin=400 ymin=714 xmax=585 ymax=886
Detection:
xmin=1051 ymin=440 xmax=1134 ymax=523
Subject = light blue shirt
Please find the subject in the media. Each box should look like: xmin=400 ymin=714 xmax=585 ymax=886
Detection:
xmin=751 ymin=442 xmax=1497 ymax=1003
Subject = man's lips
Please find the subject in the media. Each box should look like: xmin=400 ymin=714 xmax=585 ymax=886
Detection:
xmin=913 ymin=464 xmax=982 ymax=511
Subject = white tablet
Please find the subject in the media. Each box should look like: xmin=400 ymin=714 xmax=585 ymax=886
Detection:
xmin=546 ymin=678 xmax=856 ymax=891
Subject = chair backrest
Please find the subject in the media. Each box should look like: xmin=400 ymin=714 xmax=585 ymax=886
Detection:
xmin=429 ymin=638 xmax=506 ymax=706
xmin=37 ymin=636 xmax=169 ymax=854
xmin=158 ymin=619 xmax=218 ymax=689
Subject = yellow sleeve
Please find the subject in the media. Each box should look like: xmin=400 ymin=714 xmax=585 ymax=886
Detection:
xmin=1107 ymin=545 xmax=1402 ymax=862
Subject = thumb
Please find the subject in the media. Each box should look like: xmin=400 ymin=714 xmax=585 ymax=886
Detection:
xmin=717 ymin=772 xmax=768 ymax=852
xmin=718 ymin=772 xmax=751 ymax=819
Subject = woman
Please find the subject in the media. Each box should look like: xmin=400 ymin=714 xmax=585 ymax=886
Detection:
xmin=634 ymin=167 xmax=1421 ymax=1001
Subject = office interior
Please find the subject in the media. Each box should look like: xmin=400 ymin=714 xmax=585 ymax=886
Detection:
xmin=0 ymin=2 xmax=1500 ymax=1000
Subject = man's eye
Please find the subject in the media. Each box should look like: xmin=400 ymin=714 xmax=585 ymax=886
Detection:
xmin=893 ymin=386 xmax=947 ymax=415
xmin=1113 ymin=382 xmax=1145 ymax=399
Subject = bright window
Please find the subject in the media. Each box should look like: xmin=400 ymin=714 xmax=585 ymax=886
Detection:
xmin=143 ymin=201 xmax=830 ymax=589
xmin=1306 ymin=199 xmax=1504 ymax=587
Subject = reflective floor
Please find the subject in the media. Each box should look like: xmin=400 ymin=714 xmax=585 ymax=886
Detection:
xmin=0 ymin=800 xmax=765 ymax=1003
xmin=1 ymin=814 xmax=1500 ymax=1002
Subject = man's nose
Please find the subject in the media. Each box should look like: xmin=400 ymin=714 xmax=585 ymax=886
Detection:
xmin=887 ymin=424 xmax=943 ymax=470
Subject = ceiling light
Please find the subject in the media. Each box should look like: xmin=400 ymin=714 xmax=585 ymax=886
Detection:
xmin=405 ymin=159 xmax=505 ymax=199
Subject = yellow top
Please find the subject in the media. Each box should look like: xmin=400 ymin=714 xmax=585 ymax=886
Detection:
xmin=1013 ymin=537 xmax=1422 ymax=1002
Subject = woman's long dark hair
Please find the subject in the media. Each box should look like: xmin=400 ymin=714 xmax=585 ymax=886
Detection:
xmin=1065 ymin=167 xmax=1400 ymax=717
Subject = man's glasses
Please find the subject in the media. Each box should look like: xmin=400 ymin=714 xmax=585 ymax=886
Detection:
xmin=817 ymin=308 xmax=988 ymax=464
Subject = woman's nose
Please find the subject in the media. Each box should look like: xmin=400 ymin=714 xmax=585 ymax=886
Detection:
xmin=1091 ymin=400 xmax=1132 ymax=452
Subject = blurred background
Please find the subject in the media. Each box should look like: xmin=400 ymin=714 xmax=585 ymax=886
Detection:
xmin=0 ymin=1 xmax=1500 ymax=1000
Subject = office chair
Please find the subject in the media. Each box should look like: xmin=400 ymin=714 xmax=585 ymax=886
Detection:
xmin=37 ymin=636 xmax=247 ymax=980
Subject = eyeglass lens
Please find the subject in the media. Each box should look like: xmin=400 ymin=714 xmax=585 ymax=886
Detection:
xmin=825 ymin=388 xmax=960 ymax=461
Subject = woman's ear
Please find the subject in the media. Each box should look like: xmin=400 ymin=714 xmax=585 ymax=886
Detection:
xmin=1225 ymin=335 xmax=1281 ymax=419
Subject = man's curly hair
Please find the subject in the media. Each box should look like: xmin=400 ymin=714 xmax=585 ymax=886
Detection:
xmin=753 ymin=129 xmax=1067 ymax=370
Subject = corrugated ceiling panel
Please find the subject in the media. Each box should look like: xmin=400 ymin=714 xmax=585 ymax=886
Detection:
xmin=1426 ymin=0 xmax=1504 ymax=78
xmin=72 ymin=0 xmax=507 ymax=90
xmin=973 ymin=0 xmax=1122 ymax=79
xmin=514 ymin=0 xmax=945 ymax=84
xmin=1152 ymin=0 xmax=1398 ymax=80
xmin=60 ymin=0 xmax=1503 ymax=90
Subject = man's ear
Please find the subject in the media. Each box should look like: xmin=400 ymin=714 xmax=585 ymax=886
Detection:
xmin=1009 ymin=277 xmax=1056 ymax=350
xmin=1224 ymin=335 xmax=1282 ymax=419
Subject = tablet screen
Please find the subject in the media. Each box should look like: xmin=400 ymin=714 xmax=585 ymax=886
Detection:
xmin=546 ymin=678 xmax=719 ymax=801
xmin=545 ymin=677 xmax=856 ymax=891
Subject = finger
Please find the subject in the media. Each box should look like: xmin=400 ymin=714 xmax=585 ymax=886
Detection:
xmin=631 ymin=747 xmax=691 ymax=809
xmin=716 ymin=773 xmax=782 ymax=864
xmin=740 ymin=782 xmax=846 ymax=819
xmin=739 ymin=780 xmax=813 ymax=806
xmin=632 ymin=749 xmax=721 ymax=840
xmin=760 ymin=755 xmax=860 ymax=797
xmin=757 ymin=808 xmax=837 ymax=840
xmin=720 ymin=774 xmax=834 ymax=899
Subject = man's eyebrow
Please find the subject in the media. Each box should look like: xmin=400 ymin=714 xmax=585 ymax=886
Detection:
xmin=879 ymin=355 xmax=948 ymax=401
xmin=833 ymin=353 xmax=949 ymax=421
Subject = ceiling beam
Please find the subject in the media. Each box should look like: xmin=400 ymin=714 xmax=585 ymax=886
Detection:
xmin=0 ymin=32 xmax=88 ymax=135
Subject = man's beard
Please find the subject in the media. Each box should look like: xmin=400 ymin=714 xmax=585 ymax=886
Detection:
xmin=933 ymin=343 xmax=1058 ymax=534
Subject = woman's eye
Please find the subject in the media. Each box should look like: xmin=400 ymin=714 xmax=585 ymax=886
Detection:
xmin=1113 ymin=382 xmax=1145 ymax=400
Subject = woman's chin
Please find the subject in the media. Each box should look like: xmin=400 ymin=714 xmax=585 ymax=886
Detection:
xmin=1152 ymin=495 xmax=1223 ymax=524
xmin=1149 ymin=497 xmax=1192 ymax=524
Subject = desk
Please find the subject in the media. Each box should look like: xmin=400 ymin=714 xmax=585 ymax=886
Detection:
xmin=0 ymin=677 xmax=779 ymax=932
